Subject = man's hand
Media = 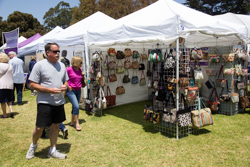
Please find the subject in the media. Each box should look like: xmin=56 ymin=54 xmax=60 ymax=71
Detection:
xmin=60 ymin=85 xmax=67 ymax=91
xmin=50 ymin=87 xmax=61 ymax=94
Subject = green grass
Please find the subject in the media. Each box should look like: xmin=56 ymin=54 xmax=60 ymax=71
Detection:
xmin=1 ymin=90 xmax=250 ymax=166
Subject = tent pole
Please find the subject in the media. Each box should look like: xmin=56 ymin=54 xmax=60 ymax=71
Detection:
xmin=176 ymin=37 xmax=179 ymax=140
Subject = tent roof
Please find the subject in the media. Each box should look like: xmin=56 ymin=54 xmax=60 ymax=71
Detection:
xmin=18 ymin=26 xmax=63 ymax=57
xmin=44 ymin=11 xmax=116 ymax=46
xmin=0 ymin=36 xmax=26 ymax=49
xmin=18 ymin=33 xmax=41 ymax=48
xmin=214 ymin=13 xmax=250 ymax=43
xmin=87 ymin=0 xmax=246 ymax=47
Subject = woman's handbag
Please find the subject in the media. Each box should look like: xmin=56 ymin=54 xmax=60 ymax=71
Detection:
xmin=186 ymin=87 xmax=198 ymax=103
xmin=216 ymin=65 xmax=226 ymax=87
xmin=177 ymin=94 xmax=192 ymax=127
xmin=208 ymin=48 xmax=220 ymax=63
xmin=103 ymin=55 xmax=109 ymax=70
xmin=133 ymin=50 xmax=140 ymax=58
xmin=191 ymin=97 xmax=213 ymax=128
xmin=222 ymin=52 xmax=235 ymax=62
xmin=124 ymin=57 xmax=132 ymax=69
xmin=123 ymin=69 xmax=130 ymax=83
xmin=235 ymin=48 xmax=248 ymax=61
xmin=108 ymin=61 xmax=116 ymax=70
xmin=139 ymin=63 xmax=145 ymax=71
xmin=219 ymin=80 xmax=230 ymax=102
xmin=167 ymin=78 xmax=177 ymax=92
xmin=242 ymin=69 xmax=249 ymax=76
xmin=105 ymin=86 xmax=116 ymax=107
xmin=116 ymin=50 xmax=125 ymax=59
xmin=108 ymin=48 xmax=117 ymax=57
xmin=205 ymin=79 xmax=214 ymax=89
xmin=206 ymin=69 xmax=217 ymax=76
xmin=109 ymin=70 xmax=117 ymax=82
xmin=124 ymin=48 xmax=132 ymax=57
xmin=237 ymin=80 xmax=245 ymax=90
xmin=144 ymin=105 xmax=154 ymax=122
xmin=131 ymin=70 xmax=139 ymax=84
xmin=230 ymin=79 xmax=239 ymax=103
xmin=190 ymin=48 xmax=203 ymax=60
xmin=92 ymin=51 xmax=100 ymax=61
xmin=132 ymin=59 xmax=140 ymax=69
xmin=116 ymin=77 xmax=125 ymax=95
xmin=235 ymin=60 xmax=242 ymax=75
xmin=162 ymin=93 xmax=177 ymax=123
xmin=140 ymin=71 xmax=146 ymax=86
xmin=164 ymin=49 xmax=175 ymax=70
xmin=148 ymin=49 xmax=162 ymax=62
xmin=223 ymin=67 xmax=235 ymax=75
xmin=240 ymin=89 xmax=250 ymax=108
xmin=206 ymin=87 xmax=220 ymax=112
xmin=116 ymin=60 xmax=125 ymax=74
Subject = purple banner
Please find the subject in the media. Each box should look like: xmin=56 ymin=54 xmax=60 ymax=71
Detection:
xmin=4 ymin=48 xmax=18 ymax=54
xmin=3 ymin=28 xmax=19 ymax=48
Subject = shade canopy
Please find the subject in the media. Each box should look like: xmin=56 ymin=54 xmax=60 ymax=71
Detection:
xmin=18 ymin=33 xmax=41 ymax=48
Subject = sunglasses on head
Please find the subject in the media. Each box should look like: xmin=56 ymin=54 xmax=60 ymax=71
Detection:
xmin=50 ymin=50 xmax=60 ymax=54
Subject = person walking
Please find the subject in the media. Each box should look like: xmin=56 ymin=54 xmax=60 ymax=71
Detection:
xmin=26 ymin=43 xmax=69 ymax=160
xmin=8 ymin=51 xmax=25 ymax=105
xmin=59 ymin=50 xmax=70 ymax=68
xmin=66 ymin=56 xmax=85 ymax=131
xmin=29 ymin=56 xmax=36 ymax=96
xmin=0 ymin=53 xmax=14 ymax=118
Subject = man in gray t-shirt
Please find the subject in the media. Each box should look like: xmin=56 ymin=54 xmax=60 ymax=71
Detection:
xmin=26 ymin=43 xmax=69 ymax=160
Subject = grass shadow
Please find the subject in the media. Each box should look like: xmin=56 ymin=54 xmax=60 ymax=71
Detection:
xmin=192 ymin=128 xmax=211 ymax=136
xmin=35 ymin=143 xmax=71 ymax=159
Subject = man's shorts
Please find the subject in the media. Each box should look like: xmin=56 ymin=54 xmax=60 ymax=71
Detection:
xmin=36 ymin=103 xmax=66 ymax=127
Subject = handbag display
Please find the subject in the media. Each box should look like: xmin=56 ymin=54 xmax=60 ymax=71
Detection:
xmin=106 ymin=86 xmax=116 ymax=107
xmin=124 ymin=57 xmax=132 ymax=69
xmin=124 ymin=48 xmax=132 ymax=57
xmin=162 ymin=93 xmax=177 ymax=123
xmin=230 ymin=79 xmax=239 ymax=103
xmin=148 ymin=49 xmax=162 ymax=62
xmin=123 ymin=69 xmax=130 ymax=83
xmin=116 ymin=77 xmax=125 ymax=95
xmin=116 ymin=50 xmax=125 ymax=59
xmin=109 ymin=70 xmax=117 ymax=82
xmin=140 ymin=71 xmax=146 ymax=86
xmin=164 ymin=49 xmax=176 ymax=70
xmin=108 ymin=48 xmax=117 ymax=57
xmin=116 ymin=60 xmax=125 ymax=74
xmin=177 ymin=94 xmax=192 ymax=127
xmin=206 ymin=87 xmax=220 ymax=112
xmin=131 ymin=70 xmax=139 ymax=84
xmin=191 ymin=98 xmax=213 ymax=128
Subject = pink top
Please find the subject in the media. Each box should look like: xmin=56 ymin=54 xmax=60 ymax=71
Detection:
xmin=66 ymin=66 xmax=82 ymax=90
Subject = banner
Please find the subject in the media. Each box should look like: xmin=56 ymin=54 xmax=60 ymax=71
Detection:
xmin=3 ymin=28 xmax=19 ymax=48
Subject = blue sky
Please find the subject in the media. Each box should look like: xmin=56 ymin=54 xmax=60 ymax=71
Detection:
xmin=0 ymin=0 xmax=186 ymax=24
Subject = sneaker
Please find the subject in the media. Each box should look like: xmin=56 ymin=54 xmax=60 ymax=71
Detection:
xmin=26 ymin=144 xmax=37 ymax=160
xmin=62 ymin=129 xmax=68 ymax=139
xmin=47 ymin=150 xmax=67 ymax=159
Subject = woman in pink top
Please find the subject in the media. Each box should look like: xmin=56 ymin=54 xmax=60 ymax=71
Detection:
xmin=66 ymin=56 xmax=85 ymax=131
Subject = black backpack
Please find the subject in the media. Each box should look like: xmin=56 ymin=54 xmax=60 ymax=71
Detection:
xmin=61 ymin=58 xmax=70 ymax=67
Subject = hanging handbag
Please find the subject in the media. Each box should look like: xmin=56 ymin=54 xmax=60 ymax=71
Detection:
xmin=105 ymin=86 xmax=116 ymax=107
xmin=208 ymin=48 xmax=220 ymax=63
xmin=237 ymin=80 xmax=245 ymax=90
xmin=124 ymin=48 xmax=132 ymax=57
xmin=191 ymin=97 xmax=213 ymax=128
xmin=140 ymin=70 xmax=146 ymax=86
xmin=116 ymin=50 xmax=125 ymax=59
xmin=206 ymin=87 xmax=220 ymax=112
xmin=190 ymin=48 xmax=203 ymax=60
xmin=156 ymin=73 xmax=165 ymax=101
xmin=206 ymin=69 xmax=217 ymax=76
xmin=223 ymin=67 xmax=235 ymax=75
xmin=108 ymin=61 xmax=116 ymax=70
xmin=167 ymin=78 xmax=177 ymax=92
xmin=179 ymin=74 xmax=188 ymax=88
xmin=216 ymin=65 xmax=226 ymax=87
xmin=144 ymin=105 xmax=154 ymax=122
xmin=186 ymin=87 xmax=198 ymax=103
xmin=131 ymin=70 xmax=139 ymax=84
xmin=103 ymin=55 xmax=109 ymax=70
xmin=123 ymin=69 xmax=130 ymax=83
xmin=133 ymin=50 xmax=140 ymax=58
xmin=124 ymin=57 xmax=132 ymax=69
xmin=219 ymin=80 xmax=230 ymax=102
xmin=164 ymin=49 xmax=175 ymax=70
xmin=235 ymin=48 xmax=248 ymax=61
xmin=148 ymin=49 xmax=162 ymax=62
xmin=108 ymin=48 xmax=117 ymax=57
xmin=92 ymin=51 xmax=100 ymax=61
xmin=146 ymin=62 xmax=152 ymax=77
xmin=240 ymin=88 xmax=250 ymax=108
xmin=116 ymin=60 xmax=125 ymax=74
xmin=222 ymin=51 xmax=235 ymax=62
xmin=177 ymin=94 xmax=192 ymax=127
xmin=109 ymin=70 xmax=117 ymax=82
xmin=139 ymin=62 xmax=145 ymax=71
xmin=205 ymin=79 xmax=214 ymax=89
xmin=230 ymin=79 xmax=239 ymax=103
xmin=116 ymin=77 xmax=125 ymax=95
xmin=162 ymin=93 xmax=177 ymax=123
xmin=242 ymin=69 xmax=249 ymax=76
xmin=132 ymin=59 xmax=140 ymax=69
xmin=85 ymin=89 xmax=93 ymax=112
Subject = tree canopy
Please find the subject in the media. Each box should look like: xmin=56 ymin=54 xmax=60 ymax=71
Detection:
xmin=43 ymin=1 xmax=73 ymax=31
xmin=185 ymin=0 xmax=250 ymax=15
xmin=0 ymin=11 xmax=46 ymax=46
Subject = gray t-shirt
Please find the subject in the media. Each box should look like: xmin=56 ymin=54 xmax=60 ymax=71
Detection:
xmin=29 ymin=59 xmax=69 ymax=106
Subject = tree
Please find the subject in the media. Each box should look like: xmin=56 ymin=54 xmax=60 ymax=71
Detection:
xmin=71 ymin=0 xmax=157 ymax=25
xmin=0 ymin=11 xmax=46 ymax=46
xmin=185 ymin=0 xmax=250 ymax=15
xmin=43 ymin=1 xmax=73 ymax=31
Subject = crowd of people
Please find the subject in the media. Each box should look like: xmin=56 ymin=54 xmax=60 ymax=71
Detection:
xmin=0 ymin=43 xmax=85 ymax=160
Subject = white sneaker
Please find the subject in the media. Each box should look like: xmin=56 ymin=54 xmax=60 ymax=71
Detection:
xmin=26 ymin=144 xmax=37 ymax=160
xmin=47 ymin=150 xmax=67 ymax=159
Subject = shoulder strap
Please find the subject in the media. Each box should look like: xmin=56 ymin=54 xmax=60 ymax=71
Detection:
xmin=217 ymin=65 xmax=224 ymax=80
xmin=0 ymin=64 xmax=10 ymax=79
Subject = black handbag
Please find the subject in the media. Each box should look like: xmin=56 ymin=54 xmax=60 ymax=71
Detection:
xmin=116 ymin=50 xmax=125 ymax=59
xmin=146 ymin=62 xmax=152 ymax=76
xmin=177 ymin=94 xmax=191 ymax=127
xmin=205 ymin=79 xmax=214 ymax=89
xmin=123 ymin=69 xmax=130 ymax=83
xmin=139 ymin=63 xmax=145 ymax=70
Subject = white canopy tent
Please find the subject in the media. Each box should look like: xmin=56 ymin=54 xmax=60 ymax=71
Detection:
xmin=18 ymin=26 xmax=63 ymax=57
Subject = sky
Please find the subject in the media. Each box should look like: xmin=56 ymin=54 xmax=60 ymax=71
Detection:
xmin=0 ymin=0 xmax=186 ymax=24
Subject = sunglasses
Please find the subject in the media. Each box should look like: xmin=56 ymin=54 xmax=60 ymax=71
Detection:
xmin=50 ymin=50 xmax=60 ymax=54
xmin=80 ymin=62 xmax=83 ymax=64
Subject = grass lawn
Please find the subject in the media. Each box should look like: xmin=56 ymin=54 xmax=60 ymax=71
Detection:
xmin=0 ymin=90 xmax=250 ymax=166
